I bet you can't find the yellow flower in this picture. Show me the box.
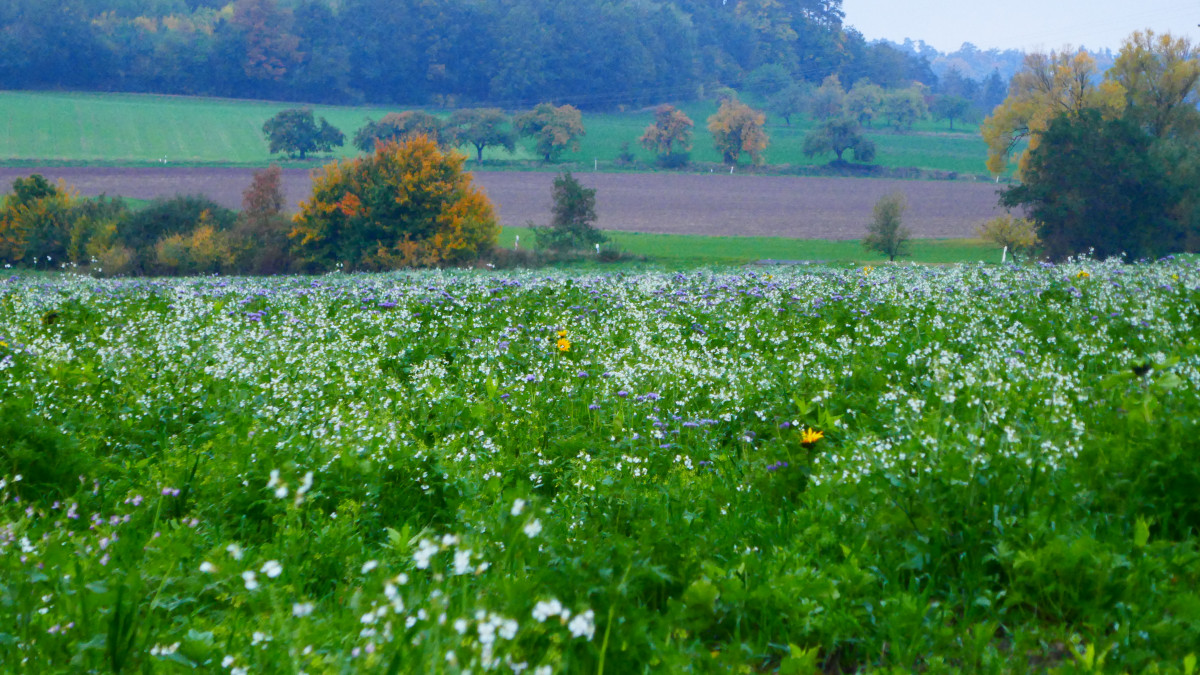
[557,330,568,337]
[800,427,824,445]
[863,266,874,275]
[556,337,571,352]
[1076,270,1090,279]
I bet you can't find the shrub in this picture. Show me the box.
[977,213,1039,262]
[707,98,768,165]
[863,191,911,261]
[119,195,236,271]
[534,172,606,253]
[231,164,294,274]
[290,135,500,270]
[67,196,130,266]
[0,174,77,265]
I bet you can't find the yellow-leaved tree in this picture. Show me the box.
[290,135,499,270]
[707,98,769,165]
[1106,30,1200,139]
[981,50,1126,176]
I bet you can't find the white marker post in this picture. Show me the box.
[515,235,519,250]
[1002,245,1007,264]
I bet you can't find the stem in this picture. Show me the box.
[596,602,617,675]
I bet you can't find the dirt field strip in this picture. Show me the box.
[0,167,1007,240]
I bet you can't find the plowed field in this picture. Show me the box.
[0,167,1008,239]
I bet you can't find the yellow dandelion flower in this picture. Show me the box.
[800,427,824,445]
[556,337,571,352]
[557,330,568,337]
[863,265,874,275]
[1076,270,1090,279]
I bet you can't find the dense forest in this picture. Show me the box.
[0,0,950,108]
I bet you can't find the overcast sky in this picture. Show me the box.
[841,0,1200,53]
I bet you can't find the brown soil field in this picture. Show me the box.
[0,167,1007,239]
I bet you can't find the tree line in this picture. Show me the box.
[0,0,945,109]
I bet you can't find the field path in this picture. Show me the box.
[0,167,1008,239]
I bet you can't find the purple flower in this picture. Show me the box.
[588,404,600,410]
[577,371,589,378]
[766,461,789,472]
[617,390,628,397]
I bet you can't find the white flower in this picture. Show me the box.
[222,655,236,668]
[510,498,526,516]
[274,484,289,499]
[293,602,314,617]
[361,559,379,574]
[454,618,469,634]
[499,618,518,640]
[533,666,553,675]
[251,631,271,645]
[261,560,283,578]
[568,609,595,640]
[413,539,439,569]
[226,543,243,560]
[453,548,473,576]
[266,470,280,488]
[297,471,314,495]
[523,519,542,538]
[241,570,258,590]
[199,561,217,574]
[532,599,563,623]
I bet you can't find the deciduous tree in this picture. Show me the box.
[514,103,586,162]
[981,49,1125,176]
[0,175,76,265]
[999,109,1177,261]
[767,83,810,126]
[290,136,499,270]
[263,108,345,159]
[1106,30,1200,139]
[976,213,1038,262]
[863,191,911,261]
[444,108,515,163]
[931,95,972,130]
[354,111,445,152]
[535,172,606,252]
[707,98,769,165]
[808,74,845,121]
[638,104,694,166]
[802,118,875,163]
[881,87,928,131]
[845,80,884,127]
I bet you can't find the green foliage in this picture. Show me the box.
[118,194,236,272]
[3,260,1200,673]
[1000,109,1179,261]
[535,172,606,253]
[262,108,345,159]
[930,94,973,130]
[807,74,845,121]
[802,118,876,163]
[353,111,445,152]
[845,80,885,127]
[514,103,586,162]
[766,82,810,126]
[445,108,515,163]
[881,87,929,131]
[863,190,911,261]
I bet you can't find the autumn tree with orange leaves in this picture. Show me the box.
[639,104,694,167]
[707,98,769,165]
[290,136,499,270]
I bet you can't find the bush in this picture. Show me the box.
[290,136,499,270]
[534,172,606,253]
[0,174,77,265]
[231,165,294,274]
[863,191,911,261]
[977,213,1039,262]
[119,195,236,271]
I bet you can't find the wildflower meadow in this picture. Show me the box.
[2,259,1200,673]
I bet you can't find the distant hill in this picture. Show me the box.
[880,39,1117,82]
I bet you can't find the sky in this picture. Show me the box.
[841,0,1200,53]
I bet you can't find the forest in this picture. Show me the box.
[0,0,950,108]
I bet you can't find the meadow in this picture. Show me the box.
[3,259,1200,673]
[0,92,994,176]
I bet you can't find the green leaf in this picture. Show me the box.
[1134,517,1151,549]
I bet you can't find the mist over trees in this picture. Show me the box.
[0,0,943,109]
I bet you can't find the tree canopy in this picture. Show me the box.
[290,136,498,270]
[262,108,344,159]
[513,104,585,163]
[707,98,769,165]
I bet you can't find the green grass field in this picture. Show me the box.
[1,91,995,175]
[498,226,1000,266]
